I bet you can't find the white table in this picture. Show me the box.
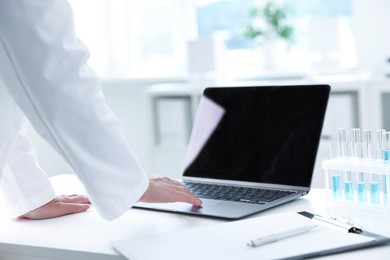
[0,174,389,260]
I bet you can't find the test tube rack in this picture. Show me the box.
[322,157,390,212]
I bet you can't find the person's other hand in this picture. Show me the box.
[139,176,202,206]
[18,194,91,220]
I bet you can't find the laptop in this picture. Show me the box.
[135,84,330,219]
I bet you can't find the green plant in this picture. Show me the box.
[244,1,294,45]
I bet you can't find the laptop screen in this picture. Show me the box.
[183,85,330,187]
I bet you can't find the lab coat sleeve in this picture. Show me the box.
[0,0,149,220]
[0,125,56,217]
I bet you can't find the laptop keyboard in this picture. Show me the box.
[183,182,296,204]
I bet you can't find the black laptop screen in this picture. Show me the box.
[182,85,330,187]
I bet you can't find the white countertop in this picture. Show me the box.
[0,174,389,260]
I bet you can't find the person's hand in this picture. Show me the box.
[18,195,91,220]
[139,176,202,206]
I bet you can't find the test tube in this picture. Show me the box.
[370,174,380,204]
[352,128,365,202]
[337,128,347,158]
[376,129,385,159]
[351,128,362,158]
[337,128,353,200]
[382,131,390,204]
[363,129,380,204]
[344,143,354,200]
[330,142,341,199]
[362,129,374,159]
[383,131,390,165]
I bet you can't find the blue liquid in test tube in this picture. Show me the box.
[383,150,390,164]
[352,129,363,202]
[332,174,341,199]
[382,149,390,203]
[344,181,354,200]
[357,181,366,202]
[370,181,380,204]
[336,129,347,201]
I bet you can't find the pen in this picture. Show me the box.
[246,224,317,247]
[312,215,362,233]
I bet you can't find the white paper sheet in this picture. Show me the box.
[111,212,374,260]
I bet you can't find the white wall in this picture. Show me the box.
[353,0,390,76]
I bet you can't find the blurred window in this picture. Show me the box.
[68,0,353,77]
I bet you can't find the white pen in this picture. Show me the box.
[246,224,318,247]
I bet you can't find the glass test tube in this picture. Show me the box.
[376,129,385,160]
[337,128,354,200]
[371,130,385,205]
[363,129,374,159]
[344,143,354,201]
[338,128,353,200]
[330,142,341,199]
[370,174,380,204]
[382,131,390,204]
[363,129,379,204]
[352,128,365,202]
[377,130,386,204]
[382,131,390,165]
[338,128,348,158]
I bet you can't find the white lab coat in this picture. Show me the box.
[0,0,149,220]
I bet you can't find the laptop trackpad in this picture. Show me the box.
[134,199,263,219]
[135,200,220,212]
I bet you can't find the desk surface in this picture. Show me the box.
[0,174,389,260]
